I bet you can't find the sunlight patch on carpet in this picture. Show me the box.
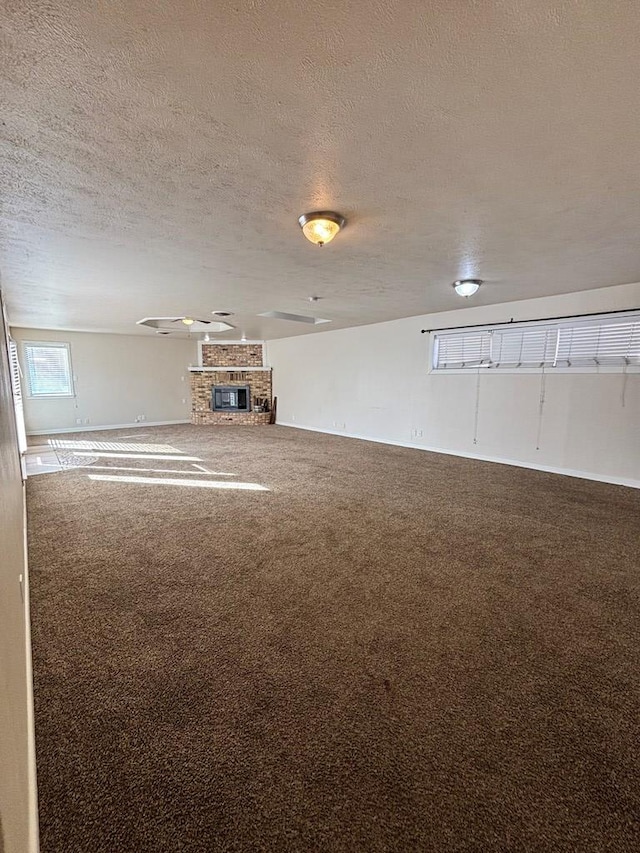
[73,451,203,461]
[86,465,236,476]
[87,474,269,490]
[49,439,185,453]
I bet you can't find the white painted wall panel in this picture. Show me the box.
[270,284,640,487]
[10,330,197,434]
[0,305,38,853]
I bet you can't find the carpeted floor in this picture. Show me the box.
[27,425,640,852]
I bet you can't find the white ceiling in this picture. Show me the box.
[2,0,640,340]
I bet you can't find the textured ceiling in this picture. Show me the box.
[2,0,640,339]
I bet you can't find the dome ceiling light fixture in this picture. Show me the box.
[298,211,346,247]
[182,317,195,326]
[453,279,483,298]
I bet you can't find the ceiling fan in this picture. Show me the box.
[170,317,212,327]
[136,316,235,334]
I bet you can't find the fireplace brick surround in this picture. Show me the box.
[201,344,263,367]
[190,343,272,426]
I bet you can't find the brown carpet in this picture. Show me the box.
[27,425,640,852]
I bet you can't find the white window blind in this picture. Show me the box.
[432,311,640,371]
[433,331,492,368]
[24,342,74,396]
[9,338,28,454]
[9,339,22,401]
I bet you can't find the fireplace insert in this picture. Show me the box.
[212,385,251,412]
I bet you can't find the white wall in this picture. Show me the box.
[0,302,38,853]
[270,283,640,488]
[11,329,197,435]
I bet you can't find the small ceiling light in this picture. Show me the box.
[203,333,210,342]
[182,317,195,326]
[298,211,346,247]
[453,279,482,298]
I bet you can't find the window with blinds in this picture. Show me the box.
[431,311,640,372]
[23,342,75,396]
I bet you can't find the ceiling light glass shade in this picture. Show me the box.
[453,279,482,297]
[298,211,346,246]
[182,317,195,325]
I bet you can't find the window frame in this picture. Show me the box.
[429,310,640,375]
[22,340,76,398]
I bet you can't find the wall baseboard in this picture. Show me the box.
[276,421,640,490]
[26,419,190,436]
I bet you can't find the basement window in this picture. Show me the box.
[23,341,75,397]
[430,311,640,373]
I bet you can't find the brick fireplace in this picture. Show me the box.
[189,342,272,425]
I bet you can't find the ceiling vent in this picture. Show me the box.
[257,311,331,325]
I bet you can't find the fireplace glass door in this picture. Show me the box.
[212,385,251,412]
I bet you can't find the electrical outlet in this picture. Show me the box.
[291,414,295,421]
[84,418,90,424]
[75,418,82,425]
[416,429,423,438]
